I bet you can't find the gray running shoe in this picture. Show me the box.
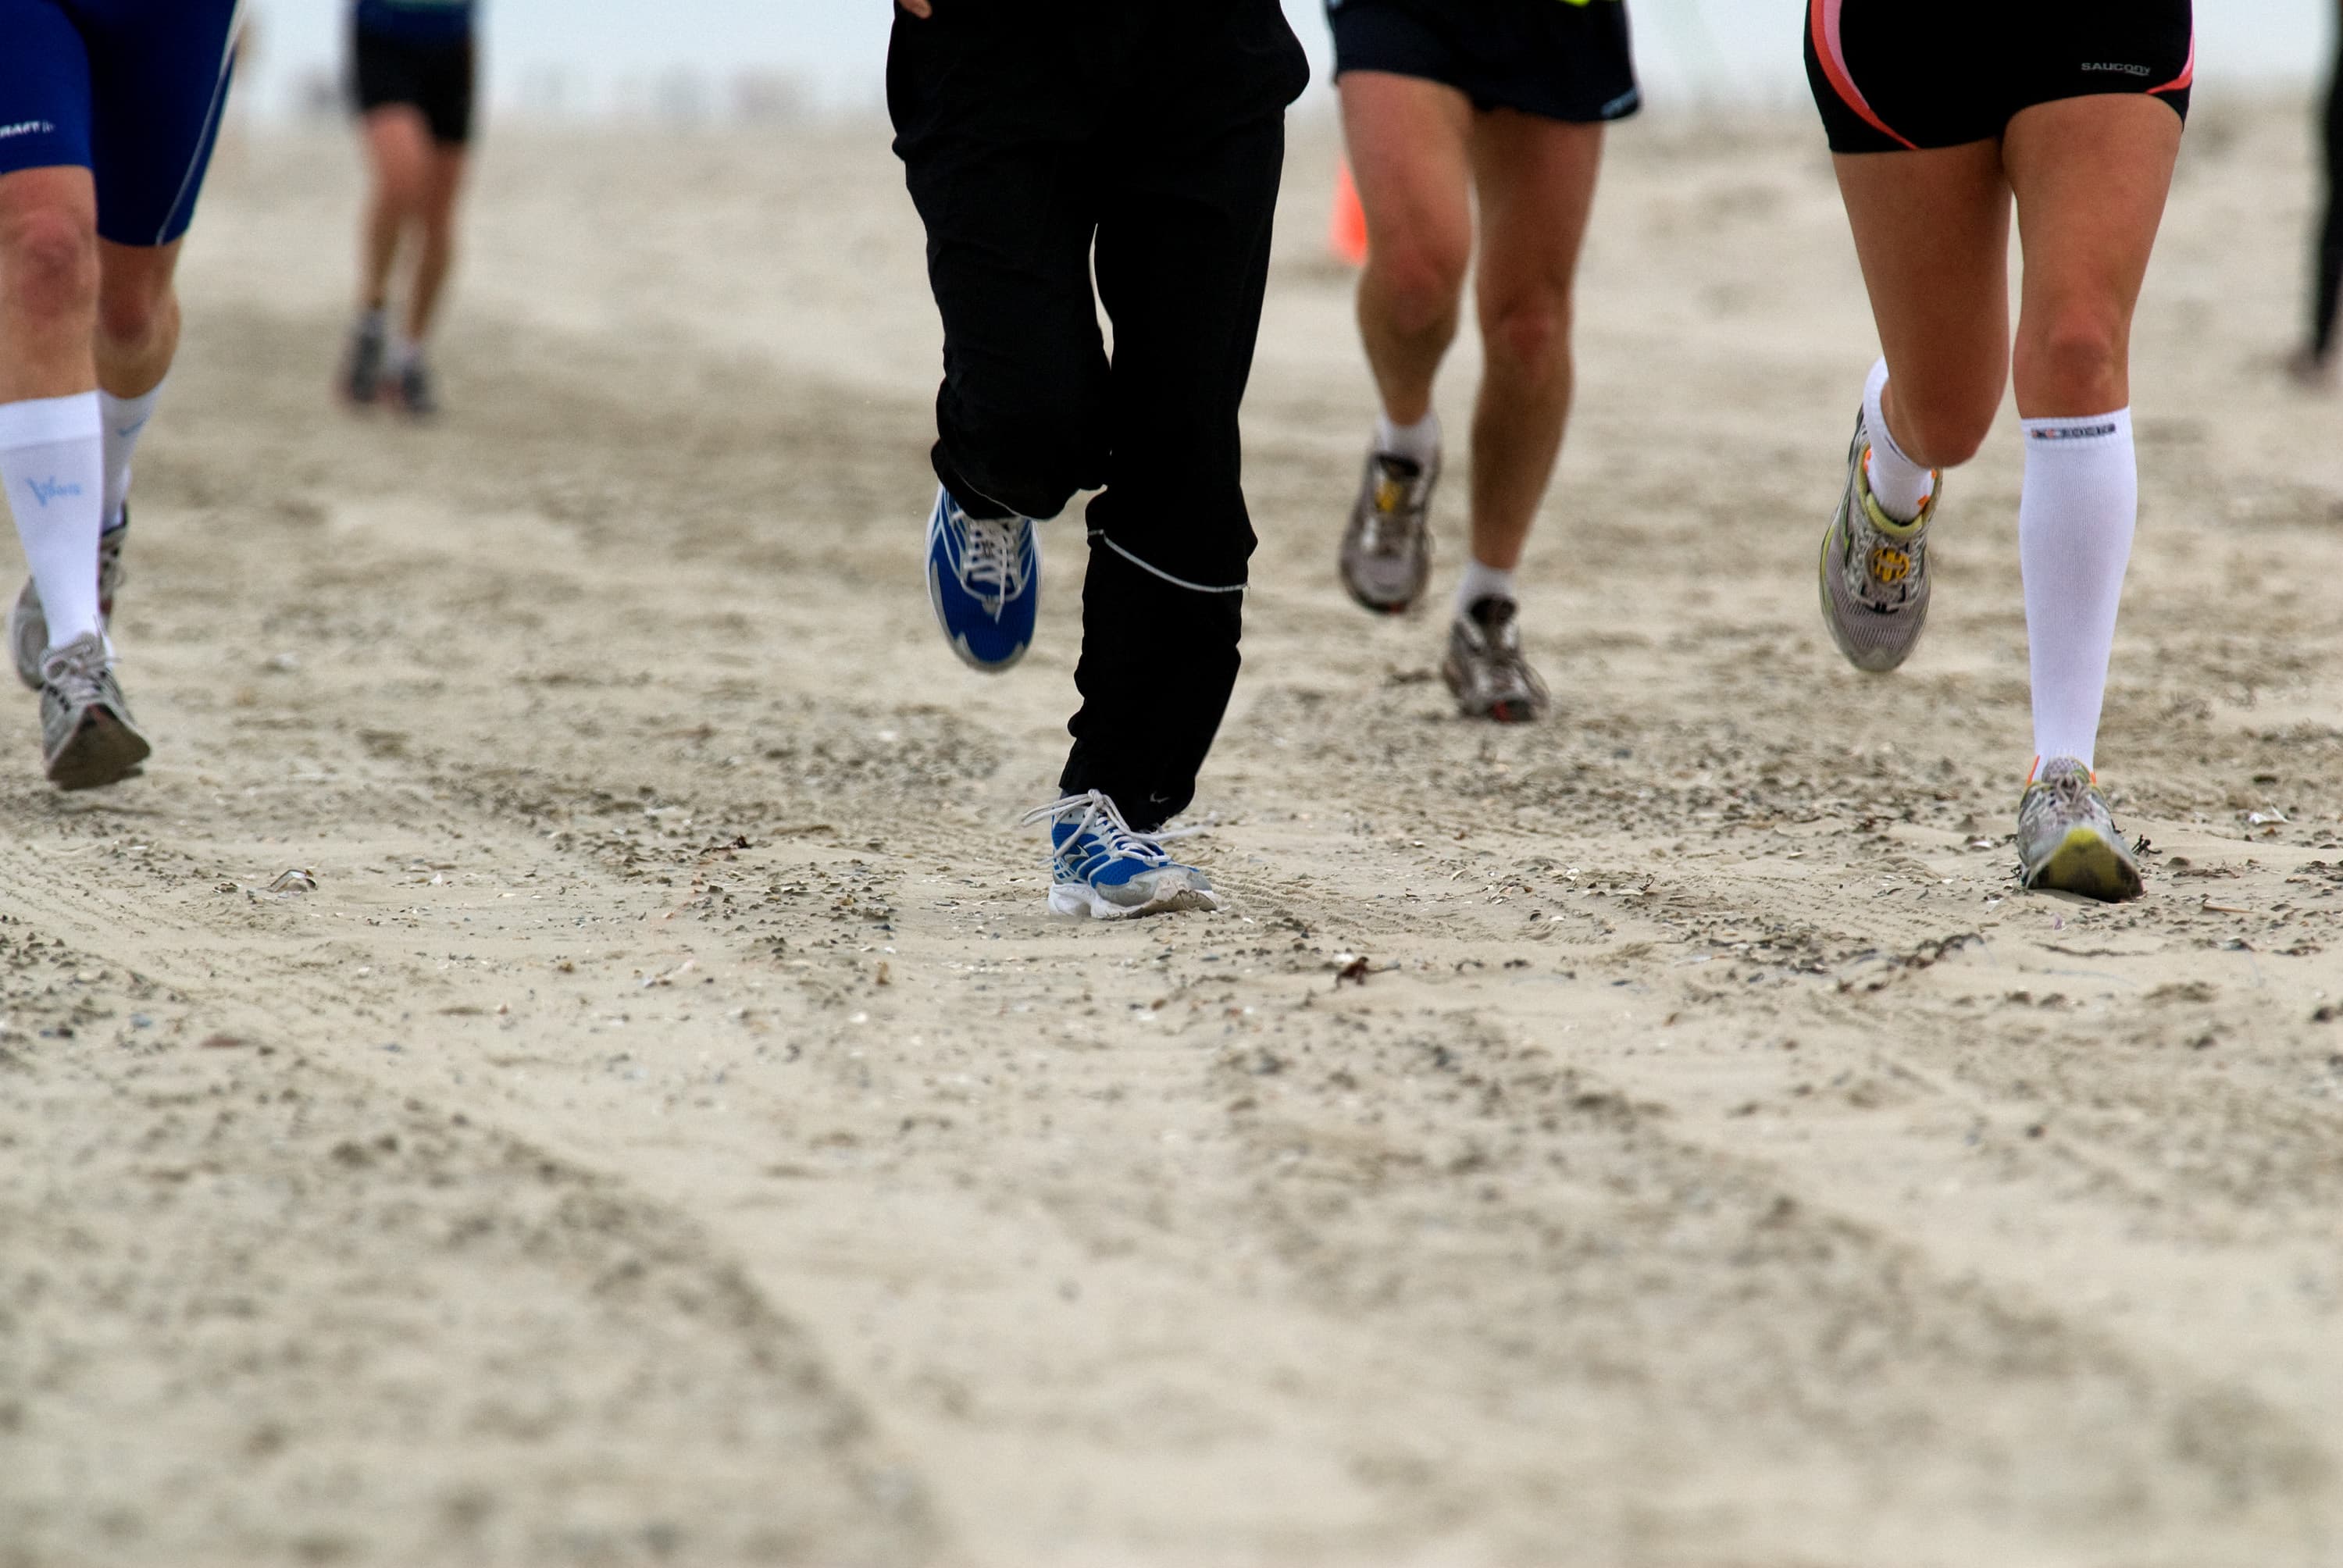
[1819,412,1938,672]
[2017,756,2143,901]
[1340,448,1437,614]
[1443,595,1549,723]
[38,630,149,791]
[344,312,387,405]
[10,511,127,692]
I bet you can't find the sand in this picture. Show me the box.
[2,97,2341,1567]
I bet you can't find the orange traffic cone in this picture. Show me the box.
[1329,160,1368,268]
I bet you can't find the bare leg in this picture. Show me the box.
[358,105,431,312]
[0,167,100,402]
[1463,110,1603,572]
[402,142,468,345]
[2002,95,2181,419]
[1831,138,2011,467]
[93,240,183,401]
[1340,71,1475,426]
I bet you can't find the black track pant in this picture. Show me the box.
[888,0,1307,832]
[2316,42,2343,360]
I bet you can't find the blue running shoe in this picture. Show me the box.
[1021,790,1221,919]
[925,485,1039,672]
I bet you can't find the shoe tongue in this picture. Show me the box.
[1375,453,1424,480]
[1464,594,1517,630]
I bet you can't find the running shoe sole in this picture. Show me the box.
[45,708,149,792]
[2022,825,2144,902]
[1047,876,1221,920]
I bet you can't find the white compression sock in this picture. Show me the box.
[99,381,162,533]
[2019,408,2137,772]
[1456,558,1517,615]
[1862,358,1936,522]
[0,394,105,654]
[1375,408,1440,465]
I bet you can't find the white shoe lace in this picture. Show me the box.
[41,632,114,704]
[1019,789,1202,872]
[952,508,1032,611]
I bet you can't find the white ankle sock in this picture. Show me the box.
[1862,358,1936,522]
[99,381,162,533]
[0,393,105,653]
[1456,558,1516,615]
[2020,408,2136,771]
[1375,408,1440,466]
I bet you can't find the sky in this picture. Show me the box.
[246,1,2331,121]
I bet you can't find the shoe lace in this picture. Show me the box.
[1019,789,1200,872]
[41,634,112,704]
[953,508,1032,606]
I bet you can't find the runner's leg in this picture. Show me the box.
[888,14,1107,523]
[1343,72,1474,431]
[1831,141,2011,469]
[0,168,98,404]
[1072,109,1286,831]
[2002,93,2181,771]
[405,142,466,346]
[360,105,430,315]
[91,238,180,531]
[0,166,105,654]
[1463,108,1603,576]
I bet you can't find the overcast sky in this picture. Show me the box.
[244,0,2332,120]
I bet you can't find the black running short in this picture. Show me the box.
[351,24,475,146]
[1327,0,1639,126]
[1805,0,2191,155]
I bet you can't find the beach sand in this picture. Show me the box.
[2,99,2341,1566]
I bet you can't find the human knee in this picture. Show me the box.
[0,204,98,323]
[2017,306,2126,414]
[1367,237,1469,337]
[1887,380,1998,469]
[374,165,426,219]
[1480,294,1571,377]
[95,270,173,354]
[947,404,1096,519]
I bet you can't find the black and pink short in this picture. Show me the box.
[1805,0,2191,155]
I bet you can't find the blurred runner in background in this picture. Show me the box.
[341,0,477,416]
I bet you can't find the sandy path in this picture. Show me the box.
[3,103,2341,1566]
